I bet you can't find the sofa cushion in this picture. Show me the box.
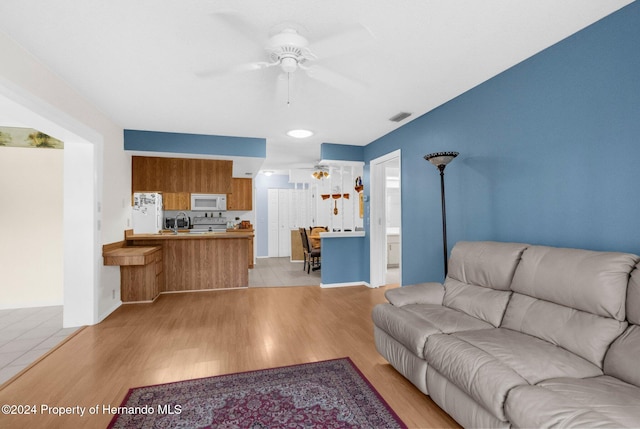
[424,332,527,421]
[443,241,527,327]
[502,293,627,367]
[402,304,493,333]
[384,282,444,307]
[510,245,638,321]
[372,303,491,359]
[443,278,511,327]
[604,324,640,388]
[628,266,640,324]
[505,376,640,428]
[447,241,528,290]
[425,328,602,422]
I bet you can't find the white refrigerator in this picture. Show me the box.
[132,192,164,234]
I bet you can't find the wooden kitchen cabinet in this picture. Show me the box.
[187,159,232,194]
[227,178,252,211]
[163,192,190,210]
[132,156,232,194]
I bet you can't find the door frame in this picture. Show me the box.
[370,149,402,288]
[0,82,101,326]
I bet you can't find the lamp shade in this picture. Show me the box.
[424,151,459,168]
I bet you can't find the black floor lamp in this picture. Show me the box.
[424,151,459,277]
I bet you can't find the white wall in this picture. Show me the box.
[0,32,130,325]
[0,147,63,308]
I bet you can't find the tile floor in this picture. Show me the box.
[0,306,79,385]
[249,257,400,287]
[249,257,321,287]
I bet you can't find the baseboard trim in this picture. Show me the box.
[320,281,371,289]
[97,300,122,324]
[160,287,248,295]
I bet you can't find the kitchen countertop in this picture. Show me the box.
[103,246,161,266]
[125,230,253,240]
[312,231,366,238]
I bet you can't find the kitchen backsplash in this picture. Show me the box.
[164,210,254,227]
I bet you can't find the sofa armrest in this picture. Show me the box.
[385,282,445,307]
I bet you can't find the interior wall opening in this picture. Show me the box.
[0,88,101,328]
[370,149,402,288]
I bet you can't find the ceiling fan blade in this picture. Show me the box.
[209,12,265,48]
[196,61,274,78]
[310,24,375,59]
[304,65,366,95]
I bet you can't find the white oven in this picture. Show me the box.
[190,193,227,211]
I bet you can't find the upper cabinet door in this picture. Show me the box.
[228,178,253,211]
[163,192,190,210]
[187,159,232,194]
[132,156,232,194]
[132,156,163,191]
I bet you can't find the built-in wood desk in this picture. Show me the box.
[103,246,163,303]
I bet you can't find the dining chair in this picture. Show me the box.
[299,228,321,273]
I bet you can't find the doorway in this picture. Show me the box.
[370,150,402,288]
[0,87,100,327]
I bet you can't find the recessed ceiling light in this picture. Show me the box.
[287,129,314,138]
[262,170,274,176]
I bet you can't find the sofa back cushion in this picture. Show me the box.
[603,266,640,386]
[503,245,638,367]
[604,324,640,387]
[627,265,640,325]
[443,241,528,327]
[509,245,638,321]
[502,293,627,367]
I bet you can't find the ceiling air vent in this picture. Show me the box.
[389,112,412,122]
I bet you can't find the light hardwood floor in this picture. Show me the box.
[0,286,459,429]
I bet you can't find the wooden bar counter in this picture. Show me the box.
[103,245,163,303]
[125,230,251,293]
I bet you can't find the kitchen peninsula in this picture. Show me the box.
[108,230,252,302]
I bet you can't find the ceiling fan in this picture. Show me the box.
[311,165,330,180]
[198,14,374,100]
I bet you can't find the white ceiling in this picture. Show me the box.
[0,0,632,172]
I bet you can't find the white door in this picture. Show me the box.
[370,150,402,288]
[278,189,291,256]
[267,188,292,258]
[267,189,280,257]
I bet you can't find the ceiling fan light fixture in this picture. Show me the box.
[280,57,298,73]
[312,170,329,180]
[287,129,313,138]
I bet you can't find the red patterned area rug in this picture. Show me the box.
[108,357,406,428]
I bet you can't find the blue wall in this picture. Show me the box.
[124,129,266,157]
[321,143,364,162]
[320,237,366,285]
[364,2,640,285]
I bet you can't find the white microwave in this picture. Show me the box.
[190,193,227,211]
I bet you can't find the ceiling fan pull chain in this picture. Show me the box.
[287,72,291,106]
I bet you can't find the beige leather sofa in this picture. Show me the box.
[373,241,640,428]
